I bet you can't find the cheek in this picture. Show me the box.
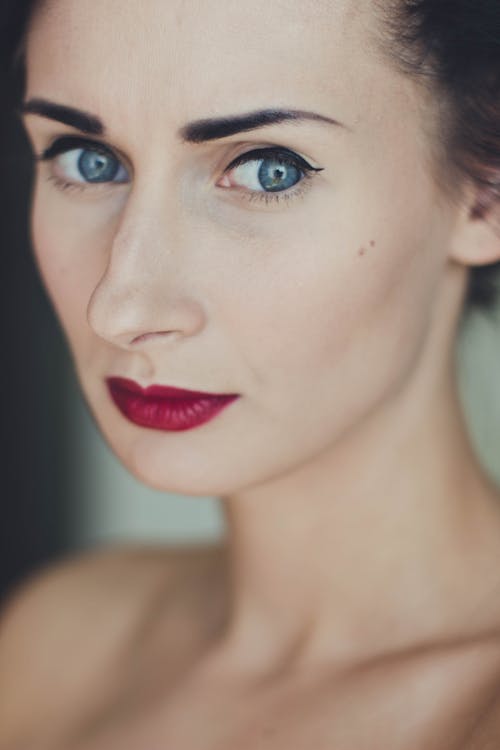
[223,187,449,418]
[31,190,115,349]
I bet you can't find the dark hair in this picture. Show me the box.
[0,1,36,72]
[379,0,500,312]
[2,0,500,312]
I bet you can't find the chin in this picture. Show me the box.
[125,460,247,498]
[103,430,244,498]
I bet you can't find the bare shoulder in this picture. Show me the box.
[0,541,223,637]
[0,542,225,747]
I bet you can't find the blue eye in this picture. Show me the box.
[255,158,301,192]
[77,149,123,182]
[56,147,128,184]
[39,136,129,187]
[220,147,324,205]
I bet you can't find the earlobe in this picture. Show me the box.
[449,187,500,267]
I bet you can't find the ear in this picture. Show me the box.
[449,184,500,267]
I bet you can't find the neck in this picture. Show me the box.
[216,270,500,675]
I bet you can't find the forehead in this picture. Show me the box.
[26,0,389,126]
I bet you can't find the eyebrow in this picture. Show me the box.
[21,98,105,135]
[20,98,343,142]
[179,108,343,143]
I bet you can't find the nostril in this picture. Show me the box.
[130,330,180,345]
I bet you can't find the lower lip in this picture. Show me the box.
[106,377,239,431]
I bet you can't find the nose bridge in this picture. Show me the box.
[87,181,205,346]
[112,205,172,280]
[111,171,183,275]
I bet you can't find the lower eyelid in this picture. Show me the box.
[44,173,130,197]
[46,174,88,193]
[43,176,316,206]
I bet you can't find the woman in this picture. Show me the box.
[1,0,500,747]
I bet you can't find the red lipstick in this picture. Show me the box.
[106,377,239,431]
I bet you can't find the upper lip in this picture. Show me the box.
[106,376,238,399]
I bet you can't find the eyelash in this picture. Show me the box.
[36,137,324,207]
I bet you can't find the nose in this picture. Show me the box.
[87,201,206,349]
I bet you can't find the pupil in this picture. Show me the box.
[258,159,300,192]
[79,150,118,182]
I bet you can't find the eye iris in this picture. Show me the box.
[258,158,300,192]
[78,150,118,182]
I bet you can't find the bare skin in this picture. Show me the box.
[2,0,500,746]
[1,544,500,749]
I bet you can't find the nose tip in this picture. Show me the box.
[87,280,206,349]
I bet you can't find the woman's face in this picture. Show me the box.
[23,0,461,495]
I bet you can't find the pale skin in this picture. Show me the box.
[1,0,500,747]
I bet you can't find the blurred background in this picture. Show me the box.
[1,60,499,605]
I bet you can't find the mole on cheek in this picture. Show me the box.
[358,240,377,257]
